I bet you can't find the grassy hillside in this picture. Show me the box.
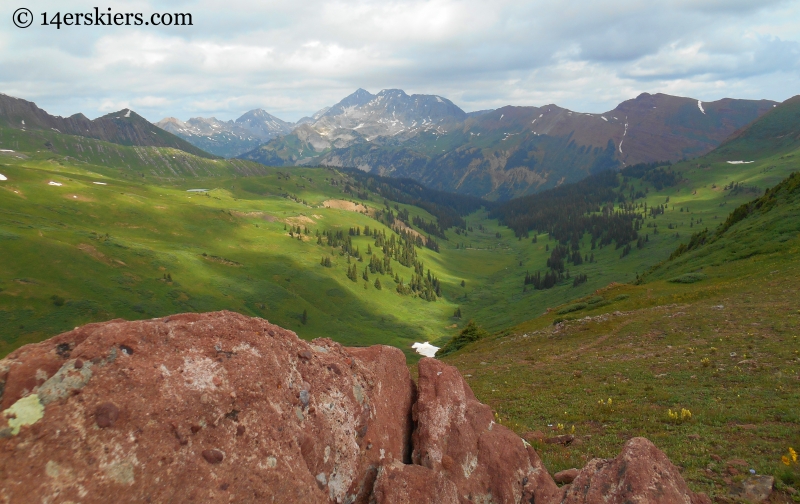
[0,133,461,356]
[715,95,800,157]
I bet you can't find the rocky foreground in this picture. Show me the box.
[0,311,710,503]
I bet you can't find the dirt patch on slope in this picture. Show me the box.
[322,199,369,213]
[285,215,316,226]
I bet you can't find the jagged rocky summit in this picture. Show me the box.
[0,311,710,503]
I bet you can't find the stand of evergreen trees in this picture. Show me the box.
[316,223,443,302]
[620,161,679,190]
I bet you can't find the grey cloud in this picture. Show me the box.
[2,0,798,122]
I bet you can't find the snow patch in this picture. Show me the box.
[601,116,608,121]
[726,161,754,164]
[92,182,107,185]
[697,101,705,115]
[619,117,628,154]
[124,109,131,118]
[435,96,443,103]
[0,149,15,152]
[0,173,7,181]
[48,181,63,186]
[499,114,504,120]
[412,342,439,358]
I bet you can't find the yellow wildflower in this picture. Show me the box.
[790,447,798,463]
[783,455,791,466]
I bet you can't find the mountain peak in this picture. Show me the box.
[329,89,375,112]
[98,108,137,120]
[377,89,408,97]
[237,108,271,120]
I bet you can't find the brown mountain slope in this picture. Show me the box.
[0,93,216,159]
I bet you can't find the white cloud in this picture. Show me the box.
[1,0,798,122]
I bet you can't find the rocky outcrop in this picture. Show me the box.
[561,437,711,504]
[412,358,561,504]
[0,311,710,504]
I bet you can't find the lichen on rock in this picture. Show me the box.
[3,393,44,435]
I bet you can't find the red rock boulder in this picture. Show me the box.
[411,357,560,504]
[0,311,415,504]
[560,437,712,504]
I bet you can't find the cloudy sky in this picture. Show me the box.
[3,0,799,122]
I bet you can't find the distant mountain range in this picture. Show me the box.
[0,93,214,159]
[0,89,779,201]
[230,89,776,199]
[157,88,470,158]
[156,109,293,158]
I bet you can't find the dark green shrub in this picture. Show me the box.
[557,302,587,315]
[438,320,488,356]
[669,273,707,284]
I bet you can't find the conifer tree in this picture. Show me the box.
[301,309,308,325]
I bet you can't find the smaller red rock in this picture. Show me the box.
[545,434,575,446]
[524,430,546,442]
[554,468,579,484]
[236,425,245,436]
[298,350,312,361]
[202,449,224,464]
[441,454,454,470]
[191,425,202,434]
[74,359,83,369]
[94,402,119,428]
